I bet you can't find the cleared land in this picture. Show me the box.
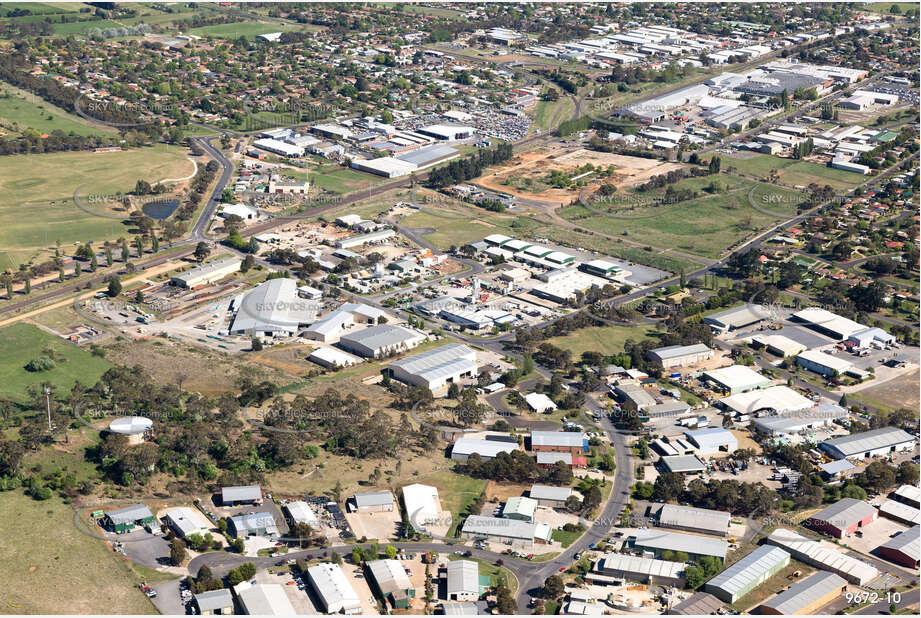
[0,491,156,614]
[0,322,112,400]
[476,149,684,206]
[190,20,301,39]
[850,369,920,413]
[705,153,866,191]
[0,83,116,136]
[0,144,193,266]
[547,324,657,357]
[560,176,806,258]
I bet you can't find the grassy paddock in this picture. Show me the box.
[547,324,658,357]
[0,491,156,614]
[0,322,112,400]
[0,83,116,136]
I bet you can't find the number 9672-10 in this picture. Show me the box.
[845,591,901,605]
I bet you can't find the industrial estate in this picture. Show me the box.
[0,1,917,617]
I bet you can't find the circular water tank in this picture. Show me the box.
[108,416,153,435]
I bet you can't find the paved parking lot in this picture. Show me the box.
[838,516,910,558]
[255,566,318,613]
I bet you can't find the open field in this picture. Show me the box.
[704,153,866,191]
[190,20,302,39]
[476,149,685,206]
[547,324,658,357]
[850,369,920,413]
[0,144,194,266]
[559,177,805,259]
[401,204,547,251]
[49,19,124,35]
[0,491,156,614]
[0,83,116,137]
[416,470,487,535]
[0,322,112,400]
[0,2,81,14]
[532,98,575,132]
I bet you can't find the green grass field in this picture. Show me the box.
[401,205,546,251]
[0,84,115,136]
[49,19,124,35]
[705,153,866,191]
[0,144,193,265]
[547,324,658,357]
[532,98,575,131]
[416,469,487,536]
[0,491,156,614]
[560,177,805,258]
[0,2,81,14]
[0,323,112,400]
[189,20,300,39]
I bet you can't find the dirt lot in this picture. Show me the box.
[484,481,531,503]
[849,368,919,412]
[474,148,684,205]
[345,508,402,542]
[341,562,382,615]
[103,336,292,395]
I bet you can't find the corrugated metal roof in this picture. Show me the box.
[105,504,153,525]
[633,530,728,559]
[765,529,879,585]
[596,553,685,579]
[222,485,262,503]
[759,571,846,614]
[530,484,572,501]
[462,515,536,541]
[879,500,921,525]
[367,559,412,595]
[339,324,420,352]
[821,427,915,458]
[354,490,395,508]
[811,498,877,528]
[704,545,790,599]
[307,563,361,611]
[531,431,584,448]
[389,343,476,383]
[649,343,711,360]
[880,525,920,562]
[446,560,480,596]
[194,589,233,612]
[658,504,730,535]
[452,438,518,460]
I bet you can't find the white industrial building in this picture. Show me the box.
[284,501,321,527]
[719,385,815,416]
[791,307,867,340]
[337,324,425,358]
[171,257,241,288]
[162,507,208,539]
[530,484,573,507]
[703,304,766,331]
[752,404,848,436]
[451,437,519,462]
[307,563,362,614]
[592,554,685,587]
[820,427,916,460]
[525,392,557,413]
[796,350,855,377]
[253,138,304,157]
[402,483,441,531]
[387,343,478,392]
[684,427,738,455]
[837,89,899,110]
[657,504,730,536]
[351,157,418,178]
[417,124,475,141]
[446,560,481,602]
[460,515,552,547]
[631,529,728,560]
[303,303,387,342]
[308,346,361,368]
[646,343,713,368]
[703,365,772,395]
[233,582,297,616]
[750,334,807,357]
[230,278,316,337]
[336,229,396,249]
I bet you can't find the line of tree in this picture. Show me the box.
[426,142,513,188]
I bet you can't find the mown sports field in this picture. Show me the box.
[0,144,194,267]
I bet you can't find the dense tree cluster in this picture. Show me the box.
[458,451,572,486]
[426,143,513,188]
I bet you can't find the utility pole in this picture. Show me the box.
[44,386,52,434]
